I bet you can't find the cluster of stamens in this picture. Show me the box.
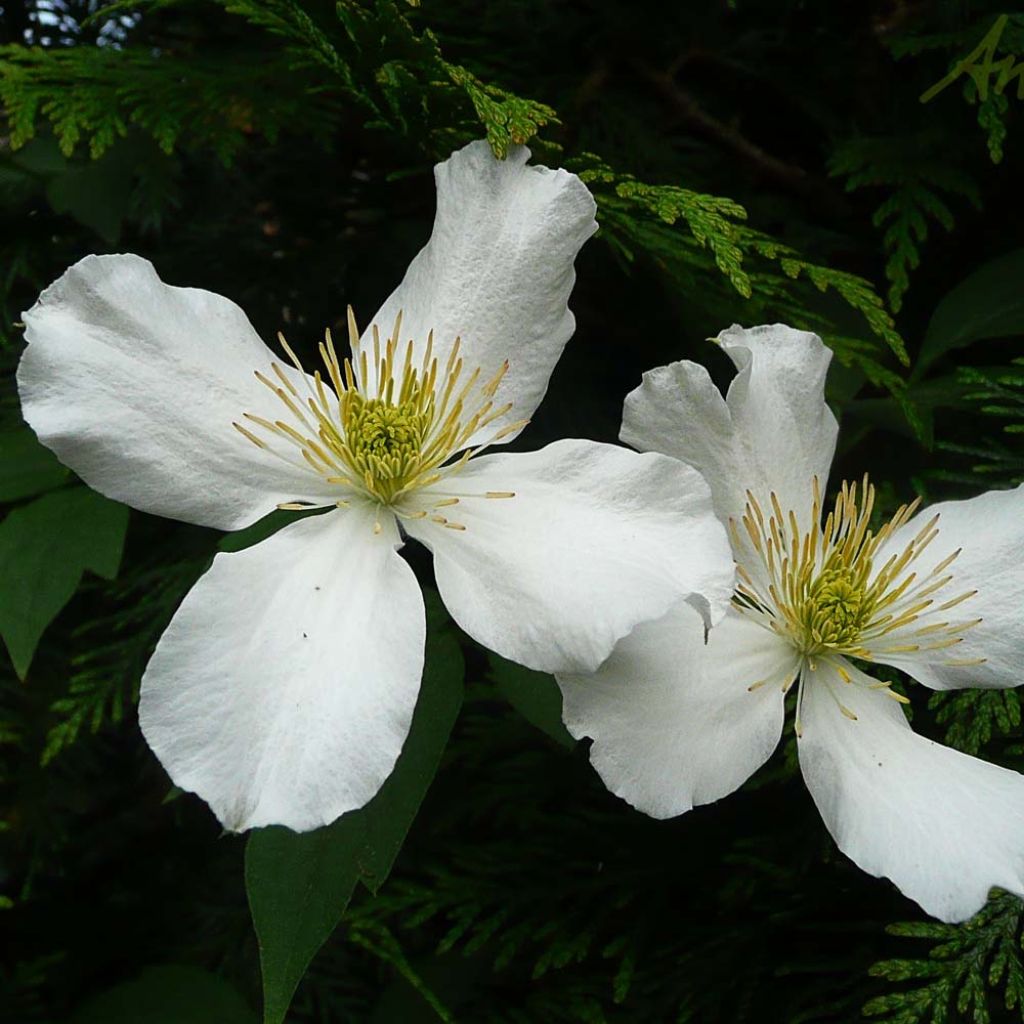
[732,476,984,718]
[233,310,523,527]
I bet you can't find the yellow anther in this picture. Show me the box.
[732,475,980,670]
[238,313,519,513]
[233,421,267,449]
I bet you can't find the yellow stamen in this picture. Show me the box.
[236,312,520,515]
[733,475,980,673]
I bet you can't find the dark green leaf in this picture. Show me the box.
[0,427,70,502]
[11,134,136,243]
[918,248,1024,374]
[218,508,328,553]
[44,157,134,243]
[69,964,255,1024]
[489,652,575,749]
[0,487,129,678]
[246,600,464,1024]
[10,134,68,174]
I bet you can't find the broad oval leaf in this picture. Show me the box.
[918,247,1024,374]
[489,651,575,749]
[0,426,70,503]
[69,964,255,1024]
[0,486,129,678]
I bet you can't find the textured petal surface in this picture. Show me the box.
[558,605,794,818]
[362,141,597,445]
[404,438,735,675]
[621,324,838,536]
[139,505,424,833]
[869,483,1024,690]
[19,254,338,531]
[798,660,1024,922]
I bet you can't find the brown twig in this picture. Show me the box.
[639,64,847,215]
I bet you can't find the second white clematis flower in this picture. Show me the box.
[557,323,1024,922]
[17,142,734,833]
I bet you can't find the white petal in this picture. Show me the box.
[621,324,837,533]
[362,141,597,445]
[139,505,424,832]
[621,359,745,524]
[869,483,1024,690]
[19,254,338,531]
[558,605,795,818]
[403,438,735,674]
[798,659,1024,921]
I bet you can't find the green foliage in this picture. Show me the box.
[217,0,556,157]
[575,155,751,296]
[0,44,321,163]
[0,426,69,502]
[41,556,203,765]
[930,688,1022,757]
[282,692,862,1024]
[575,156,907,386]
[1,0,903,363]
[443,63,557,160]
[487,652,574,750]
[830,137,980,313]
[0,953,65,1023]
[909,247,1024,485]
[866,892,1024,1024]
[918,248,1024,376]
[0,486,128,679]
[925,362,1024,489]
[960,361,1024,437]
[905,13,1024,164]
[246,601,464,1024]
[3,2,1024,1022]
[346,921,457,1023]
[978,91,1011,164]
[12,134,182,241]
[70,964,256,1024]
[753,244,909,367]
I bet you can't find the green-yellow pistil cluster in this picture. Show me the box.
[805,566,868,651]
[233,310,523,522]
[340,390,430,503]
[345,393,427,461]
[732,476,984,689]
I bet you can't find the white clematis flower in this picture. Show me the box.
[17,141,734,833]
[557,323,1024,922]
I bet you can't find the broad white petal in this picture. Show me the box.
[362,141,597,444]
[621,324,837,534]
[719,323,838,523]
[798,660,1024,922]
[869,483,1024,690]
[19,255,338,531]
[558,605,794,818]
[622,358,746,525]
[139,505,424,832]
[403,438,734,675]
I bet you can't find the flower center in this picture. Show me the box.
[232,309,524,517]
[732,476,982,666]
[344,394,427,462]
[803,565,869,651]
